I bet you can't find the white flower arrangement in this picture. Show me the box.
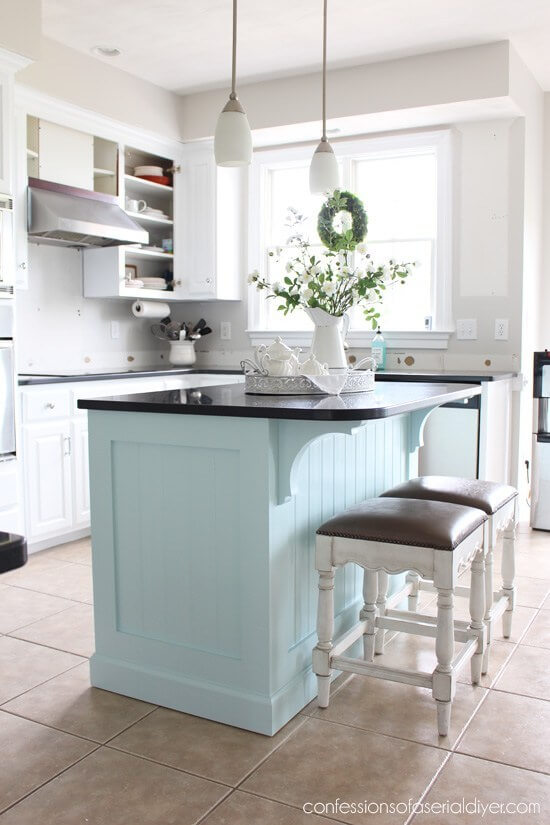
[249,194,416,329]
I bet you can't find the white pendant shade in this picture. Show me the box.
[214,107,252,167]
[309,140,339,194]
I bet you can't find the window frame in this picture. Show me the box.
[247,128,454,349]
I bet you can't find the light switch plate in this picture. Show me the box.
[110,321,120,340]
[494,319,509,340]
[220,321,232,340]
[456,319,477,340]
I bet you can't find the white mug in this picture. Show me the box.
[126,198,147,213]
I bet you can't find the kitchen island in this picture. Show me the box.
[80,380,481,735]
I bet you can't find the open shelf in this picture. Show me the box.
[125,247,174,261]
[126,211,173,227]
[124,174,173,196]
[120,286,171,300]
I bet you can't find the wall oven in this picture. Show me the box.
[0,304,15,458]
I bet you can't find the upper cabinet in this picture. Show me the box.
[84,142,179,301]
[177,141,244,301]
[0,68,14,194]
[15,106,245,301]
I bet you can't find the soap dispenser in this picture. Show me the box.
[371,327,386,371]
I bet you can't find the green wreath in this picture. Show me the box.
[317,190,368,252]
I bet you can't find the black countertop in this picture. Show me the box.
[19,366,515,386]
[79,381,481,422]
[18,367,241,386]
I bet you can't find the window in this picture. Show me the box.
[248,130,452,347]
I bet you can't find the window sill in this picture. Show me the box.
[247,329,453,350]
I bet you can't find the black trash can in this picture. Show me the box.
[0,532,27,574]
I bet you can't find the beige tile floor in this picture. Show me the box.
[0,528,549,823]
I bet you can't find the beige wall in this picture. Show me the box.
[179,42,511,141]
[0,0,41,60]
[18,37,182,140]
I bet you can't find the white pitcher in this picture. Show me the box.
[305,308,350,370]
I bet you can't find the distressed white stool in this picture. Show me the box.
[313,497,488,736]
[381,477,518,672]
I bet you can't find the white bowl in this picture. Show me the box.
[134,165,164,176]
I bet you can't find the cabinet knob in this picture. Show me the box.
[206,278,212,285]
[175,279,182,287]
[45,402,55,409]
[18,262,27,270]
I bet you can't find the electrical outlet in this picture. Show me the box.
[220,321,232,340]
[110,321,120,340]
[456,319,477,340]
[495,318,509,340]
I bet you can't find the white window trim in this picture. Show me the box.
[247,128,455,350]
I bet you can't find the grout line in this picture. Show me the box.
[6,632,93,660]
[0,743,102,817]
[0,657,86,709]
[2,582,93,605]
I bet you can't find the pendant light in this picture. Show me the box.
[309,0,339,193]
[215,0,252,166]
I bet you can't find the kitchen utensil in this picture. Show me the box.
[193,318,207,333]
[134,165,164,177]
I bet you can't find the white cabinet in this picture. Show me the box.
[176,142,243,301]
[0,66,15,194]
[23,420,73,541]
[71,417,90,527]
[84,143,179,300]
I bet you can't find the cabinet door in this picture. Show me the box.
[175,147,217,299]
[23,421,73,540]
[0,71,13,194]
[72,418,90,528]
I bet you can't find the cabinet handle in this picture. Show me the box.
[45,402,56,409]
[64,436,72,456]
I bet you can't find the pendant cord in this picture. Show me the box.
[322,0,327,141]
[230,0,238,99]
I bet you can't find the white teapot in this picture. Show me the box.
[257,337,297,377]
[300,353,329,376]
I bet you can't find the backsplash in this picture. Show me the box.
[15,244,167,372]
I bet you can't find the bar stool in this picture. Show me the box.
[313,497,487,736]
[380,477,518,672]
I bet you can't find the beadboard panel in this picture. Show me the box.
[269,415,409,693]
[111,440,242,659]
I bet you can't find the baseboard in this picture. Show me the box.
[28,528,91,554]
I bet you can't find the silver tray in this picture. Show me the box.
[244,370,375,395]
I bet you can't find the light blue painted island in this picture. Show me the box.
[80,379,480,735]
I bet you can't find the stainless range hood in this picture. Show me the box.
[28,178,149,248]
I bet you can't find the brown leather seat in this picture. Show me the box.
[317,497,487,551]
[381,476,517,516]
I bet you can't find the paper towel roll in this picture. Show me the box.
[131,301,170,319]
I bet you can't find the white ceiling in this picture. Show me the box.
[43,0,550,94]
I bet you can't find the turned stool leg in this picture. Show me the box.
[313,568,335,708]
[482,540,493,675]
[433,588,454,736]
[360,568,378,661]
[469,548,486,684]
[501,521,516,638]
[407,572,421,611]
[375,571,389,654]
